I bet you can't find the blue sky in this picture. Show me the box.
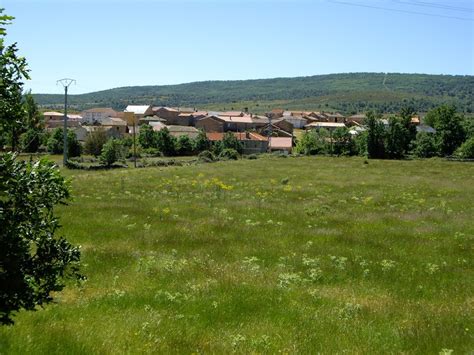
[2,0,473,94]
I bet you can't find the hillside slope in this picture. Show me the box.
[33,73,474,114]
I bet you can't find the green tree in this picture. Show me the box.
[0,11,82,325]
[0,153,83,325]
[20,128,41,153]
[99,138,127,166]
[332,127,356,156]
[386,116,409,159]
[47,128,81,157]
[175,135,193,156]
[412,132,437,158]
[138,124,157,149]
[425,105,465,156]
[193,129,211,152]
[222,132,243,154]
[84,129,108,157]
[156,127,176,156]
[295,129,329,155]
[0,9,29,151]
[365,111,386,159]
[23,90,43,130]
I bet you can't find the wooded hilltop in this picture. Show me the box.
[33,73,473,114]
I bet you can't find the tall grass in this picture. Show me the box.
[1,156,473,353]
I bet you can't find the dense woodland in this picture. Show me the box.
[33,73,474,114]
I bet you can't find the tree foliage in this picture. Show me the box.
[84,129,108,157]
[193,129,211,152]
[295,129,328,155]
[0,153,83,325]
[47,128,81,157]
[425,105,466,156]
[332,127,356,156]
[412,132,437,158]
[99,138,127,166]
[138,124,157,149]
[156,128,176,156]
[175,135,193,156]
[365,111,386,159]
[0,9,30,150]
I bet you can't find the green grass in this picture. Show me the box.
[1,156,473,353]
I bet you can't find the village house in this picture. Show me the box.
[196,114,256,132]
[124,105,153,120]
[153,124,201,139]
[347,114,366,124]
[81,108,117,124]
[195,115,225,132]
[269,137,293,153]
[43,111,82,130]
[280,115,307,129]
[323,112,345,123]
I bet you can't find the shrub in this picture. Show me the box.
[455,137,474,159]
[84,129,107,157]
[99,139,127,166]
[142,147,162,157]
[246,154,258,160]
[219,148,239,160]
[198,150,216,163]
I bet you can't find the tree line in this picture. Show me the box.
[296,105,473,159]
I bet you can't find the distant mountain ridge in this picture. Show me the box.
[33,72,474,114]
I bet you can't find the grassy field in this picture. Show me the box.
[1,156,473,353]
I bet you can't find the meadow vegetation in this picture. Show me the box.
[1,156,473,353]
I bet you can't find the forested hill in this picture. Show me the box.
[33,73,474,114]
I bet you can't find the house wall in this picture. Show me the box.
[196,117,224,132]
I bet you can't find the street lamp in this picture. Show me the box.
[57,78,76,166]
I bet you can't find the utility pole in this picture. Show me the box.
[57,79,76,166]
[267,114,272,153]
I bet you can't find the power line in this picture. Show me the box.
[393,0,474,13]
[328,0,474,21]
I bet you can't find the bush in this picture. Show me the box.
[99,139,127,166]
[455,137,474,159]
[219,148,239,160]
[84,129,108,157]
[198,150,216,163]
[246,154,258,160]
[142,147,162,157]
